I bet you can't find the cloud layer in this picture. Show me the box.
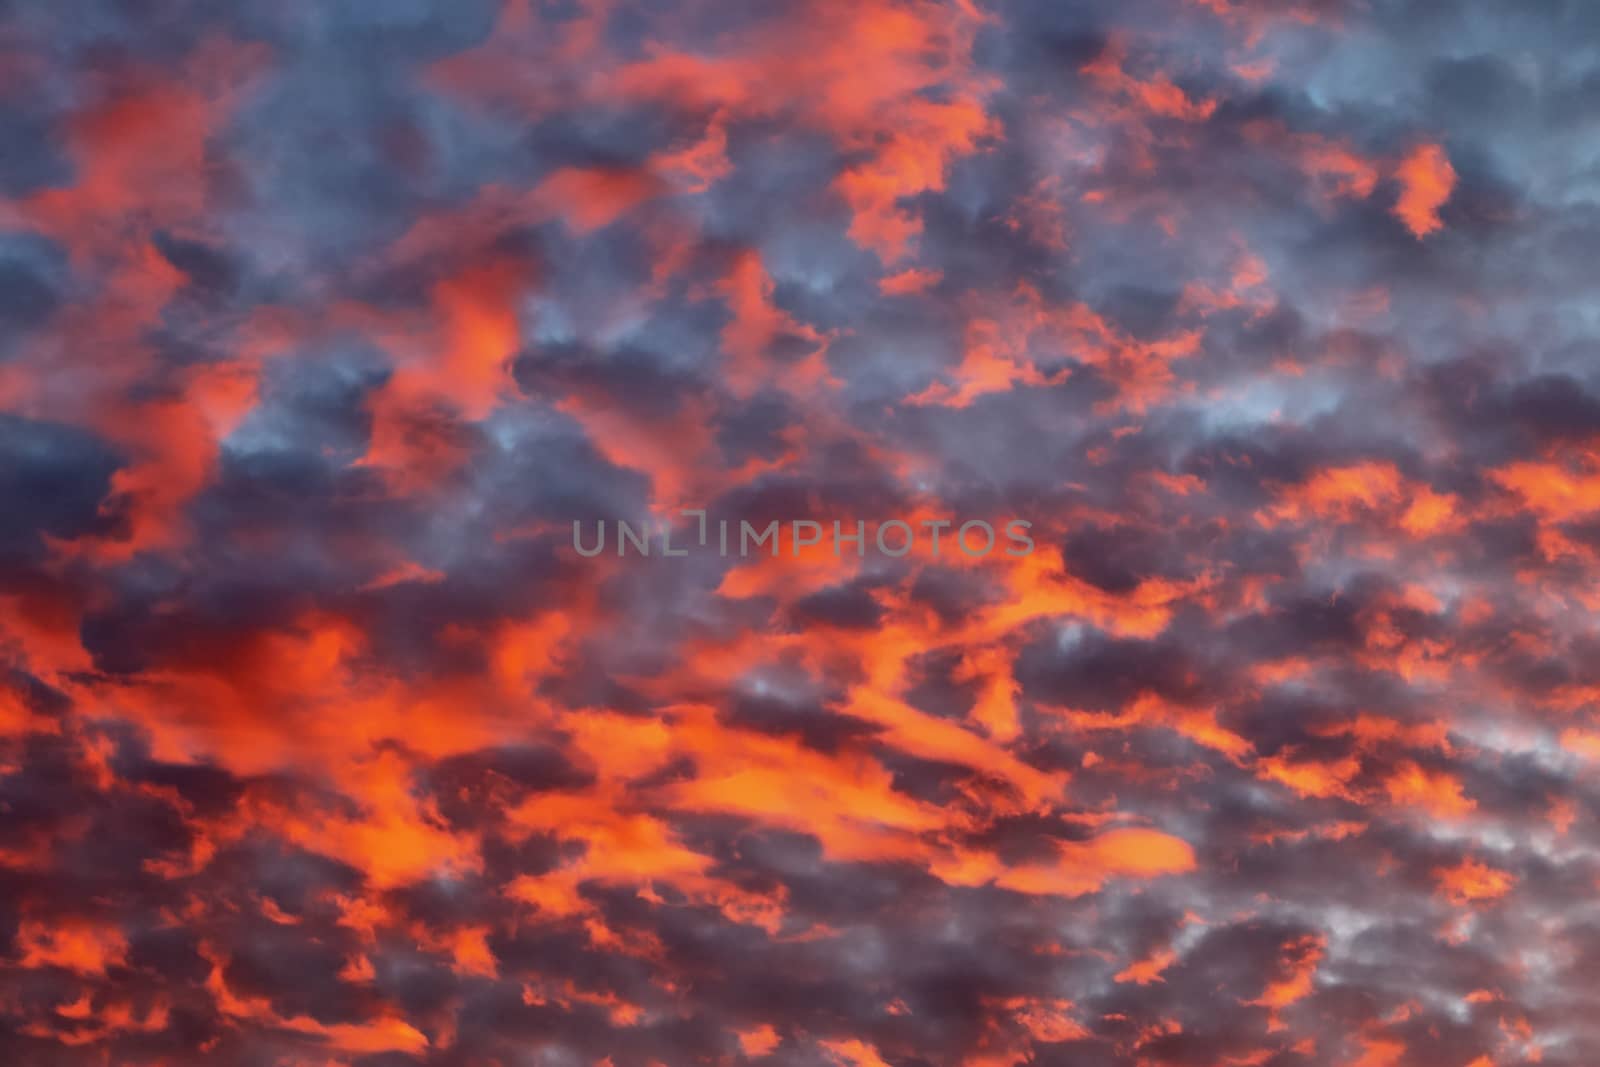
[0,1,1595,1065]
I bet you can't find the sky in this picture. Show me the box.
[1,0,1598,1064]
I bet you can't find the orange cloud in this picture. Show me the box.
[1434,858,1515,906]
[1393,143,1456,238]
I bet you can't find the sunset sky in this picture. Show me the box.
[1,1,1596,1064]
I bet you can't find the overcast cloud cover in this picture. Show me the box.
[2,0,1599,1064]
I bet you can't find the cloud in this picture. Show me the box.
[0,1,1594,1065]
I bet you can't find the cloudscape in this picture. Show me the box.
[0,1,1595,1064]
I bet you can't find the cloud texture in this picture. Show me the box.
[0,1,1596,1064]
